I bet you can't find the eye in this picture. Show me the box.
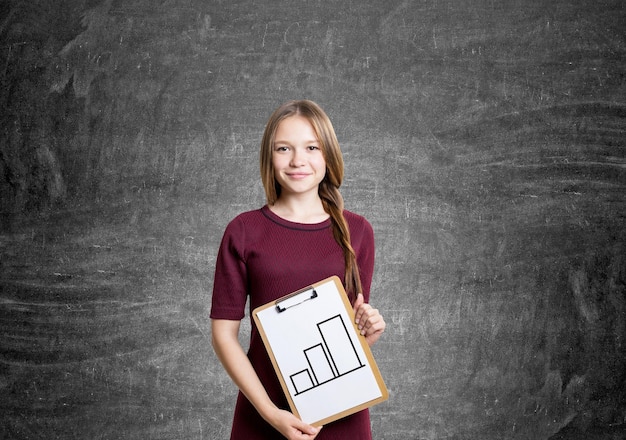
[307,145,320,151]
[274,145,289,152]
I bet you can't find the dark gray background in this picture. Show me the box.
[1,0,625,439]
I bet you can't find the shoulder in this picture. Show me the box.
[225,207,265,228]
[220,208,268,242]
[343,209,372,227]
[343,209,374,235]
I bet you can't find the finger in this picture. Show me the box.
[353,292,364,310]
[362,309,387,336]
[364,314,385,336]
[305,425,322,439]
[292,417,320,436]
[364,317,386,345]
[364,330,383,346]
[294,423,321,439]
[353,292,364,322]
[356,305,376,333]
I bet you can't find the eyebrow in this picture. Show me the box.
[273,139,319,145]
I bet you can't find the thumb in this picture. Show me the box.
[353,292,364,310]
[295,419,321,436]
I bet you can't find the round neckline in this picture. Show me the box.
[261,205,331,231]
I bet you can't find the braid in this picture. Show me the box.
[319,181,362,300]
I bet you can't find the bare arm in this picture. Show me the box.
[211,319,322,440]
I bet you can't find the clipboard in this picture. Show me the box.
[252,276,388,426]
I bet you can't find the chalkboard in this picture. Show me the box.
[253,276,388,426]
[2,1,625,439]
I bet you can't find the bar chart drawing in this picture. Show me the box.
[253,276,388,426]
[289,314,365,395]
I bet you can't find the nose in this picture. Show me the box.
[289,148,305,167]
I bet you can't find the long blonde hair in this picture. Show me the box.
[260,100,362,297]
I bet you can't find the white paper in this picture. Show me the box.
[256,279,383,424]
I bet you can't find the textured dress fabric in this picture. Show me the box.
[210,205,375,440]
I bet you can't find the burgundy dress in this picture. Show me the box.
[210,206,375,439]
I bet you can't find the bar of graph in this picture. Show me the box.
[319,315,363,375]
[305,343,335,384]
[290,314,364,395]
[291,369,314,394]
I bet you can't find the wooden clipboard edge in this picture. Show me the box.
[325,276,389,424]
[252,295,303,421]
[251,275,389,427]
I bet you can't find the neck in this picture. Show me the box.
[270,193,329,224]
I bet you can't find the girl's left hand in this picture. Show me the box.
[353,293,385,346]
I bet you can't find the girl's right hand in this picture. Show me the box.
[266,408,322,440]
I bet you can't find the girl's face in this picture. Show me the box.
[272,115,326,200]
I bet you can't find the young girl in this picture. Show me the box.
[211,100,385,440]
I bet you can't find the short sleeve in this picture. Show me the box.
[210,217,248,320]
